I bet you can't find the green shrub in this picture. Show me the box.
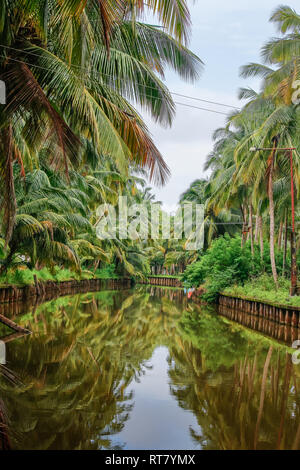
[0,266,91,286]
[95,264,119,279]
[181,234,291,302]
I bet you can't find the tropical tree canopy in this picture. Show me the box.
[0,0,202,276]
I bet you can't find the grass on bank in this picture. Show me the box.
[0,264,121,287]
[223,274,300,308]
[148,275,181,279]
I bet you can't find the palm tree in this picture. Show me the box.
[0,0,202,247]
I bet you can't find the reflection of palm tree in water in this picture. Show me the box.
[0,329,29,450]
[1,289,299,450]
[0,397,10,450]
[0,290,184,449]
[168,312,300,450]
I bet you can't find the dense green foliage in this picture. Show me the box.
[0,3,299,303]
[181,234,296,302]
[0,264,123,287]
[0,266,89,286]
[0,0,201,282]
[180,5,300,302]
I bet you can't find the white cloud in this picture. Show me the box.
[143,87,239,208]
[139,1,300,209]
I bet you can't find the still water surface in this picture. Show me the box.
[0,286,299,450]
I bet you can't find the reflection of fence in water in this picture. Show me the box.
[218,304,300,345]
[148,286,185,302]
[139,277,182,287]
[0,301,31,320]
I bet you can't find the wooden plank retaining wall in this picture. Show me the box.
[219,293,300,327]
[139,277,182,288]
[218,303,300,345]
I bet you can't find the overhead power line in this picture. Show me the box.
[173,102,228,115]
[0,54,233,117]
[172,92,240,110]
[0,44,240,111]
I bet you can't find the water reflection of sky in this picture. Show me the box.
[110,346,201,450]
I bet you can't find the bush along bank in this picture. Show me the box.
[181,235,299,306]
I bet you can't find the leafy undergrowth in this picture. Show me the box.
[0,265,120,287]
[148,275,181,279]
[223,274,300,308]
[94,266,120,279]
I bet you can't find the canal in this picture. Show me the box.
[0,286,299,450]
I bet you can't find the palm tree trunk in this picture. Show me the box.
[277,220,283,250]
[241,204,248,248]
[249,204,254,256]
[258,215,264,260]
[1,125,17,248]
[268,143,278,288]
[283,210,288,278]
[254,215,259,243]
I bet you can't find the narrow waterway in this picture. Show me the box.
[0,286,299,450]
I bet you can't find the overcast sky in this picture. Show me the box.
[141,0,300,212]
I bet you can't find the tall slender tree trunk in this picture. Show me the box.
[241,204,248,248]
[254,214,259,244]
[258,215,264,260]
[283,210,288,278]
[249,204,254,256]
[268,140,278,288]
[277,220,283,250]
[1,124,17,248]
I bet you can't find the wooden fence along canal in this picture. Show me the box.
[139,277,182,287]
[219,293,300,344]
[147,286,186,302]
[219,294,300,326]
[0,278,132,306]
[219,302,300,345]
